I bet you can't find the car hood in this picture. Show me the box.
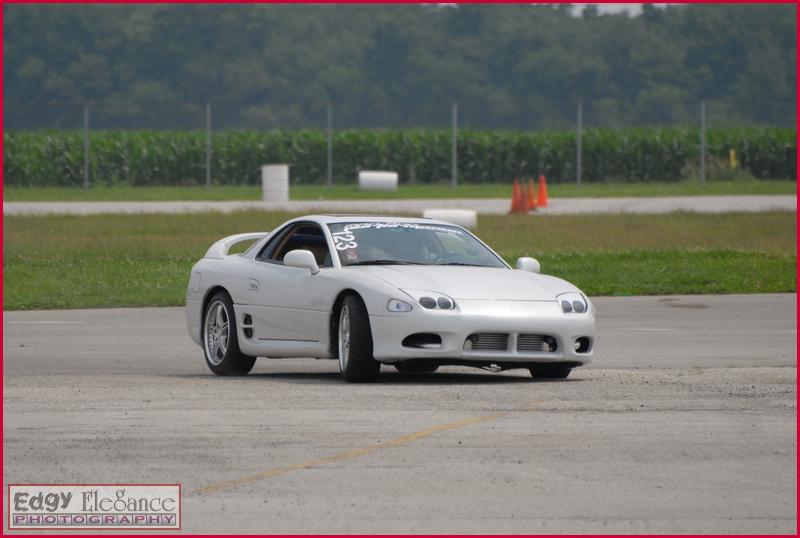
[353,265,567,301]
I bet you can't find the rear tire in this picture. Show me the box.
[529,365,572,379]
[336,295,380,382]
[394,362,439,373]
[203,291,256,376]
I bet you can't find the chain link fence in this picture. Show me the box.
[3,97,796,188]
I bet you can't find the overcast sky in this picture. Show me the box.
[439,4,675,17]
[571,3,673,16]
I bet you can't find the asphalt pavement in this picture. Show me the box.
[3,294,796,533]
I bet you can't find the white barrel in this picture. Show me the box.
[358,170,398,191]
[262,164,289,202]
[423,209,478,229]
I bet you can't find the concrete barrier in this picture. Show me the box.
[262,164,289,201]
[422,208,478,229]
[358,170,398,191]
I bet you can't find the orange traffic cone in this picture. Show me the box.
[520,182,530,212]
[536,174,549,208]
[509,178,525,214]
[527,177,537,211]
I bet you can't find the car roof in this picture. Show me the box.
[300,214,456,227]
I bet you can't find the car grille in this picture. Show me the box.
[464,332,556,353]
[467,333,509,351]
[517,334,546,352]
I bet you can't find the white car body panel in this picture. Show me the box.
[186,215,596,369]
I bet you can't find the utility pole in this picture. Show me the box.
[576,100,583,187]
[206,103,212,188]
[699,100,706,184]
[83,105,90,189]
[451,102,458,188]
[326,103,333,187]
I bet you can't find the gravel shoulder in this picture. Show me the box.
[3,194,796,216]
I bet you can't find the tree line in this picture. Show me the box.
[4,3,796,130]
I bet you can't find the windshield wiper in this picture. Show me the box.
[346,259,427,266]
[437,262,485,267]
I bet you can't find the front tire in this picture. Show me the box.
[336,295,380,382]
[529,365,572,379]
[203,292,256,376]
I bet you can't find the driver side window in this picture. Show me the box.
[257,223,332,267]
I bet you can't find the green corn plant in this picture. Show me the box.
[3,127,795,187]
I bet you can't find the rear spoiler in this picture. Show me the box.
[204,232,269,259]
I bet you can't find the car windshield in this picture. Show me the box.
[327,222,507,268]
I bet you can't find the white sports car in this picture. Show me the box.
[186,215,595,382]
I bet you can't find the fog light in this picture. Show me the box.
[463,338,473,351]
[402,333,441,349]
[574,337,591,353]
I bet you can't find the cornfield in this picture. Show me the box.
[3,127,795,187]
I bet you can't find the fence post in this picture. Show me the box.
[451,102,458,188]
[326,103,333,187]
[205,103,212,188]
[700,100,706,184]
[83,105,90,189]
[576,100,583,186]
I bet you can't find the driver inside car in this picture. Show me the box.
[356,228,437,264]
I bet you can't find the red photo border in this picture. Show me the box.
[0,1,796,536]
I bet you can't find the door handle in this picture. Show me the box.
[248,278,260,291]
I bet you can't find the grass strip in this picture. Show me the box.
[4,211,795,310]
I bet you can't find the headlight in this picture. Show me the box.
[557,292,588,314]
[401,289,456,310]
[387,299,413,312]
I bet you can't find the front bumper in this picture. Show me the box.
[369,299,595,365]
[186,298,203,346]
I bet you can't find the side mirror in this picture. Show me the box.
[284,249,320,275]
[516,256,540,274]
